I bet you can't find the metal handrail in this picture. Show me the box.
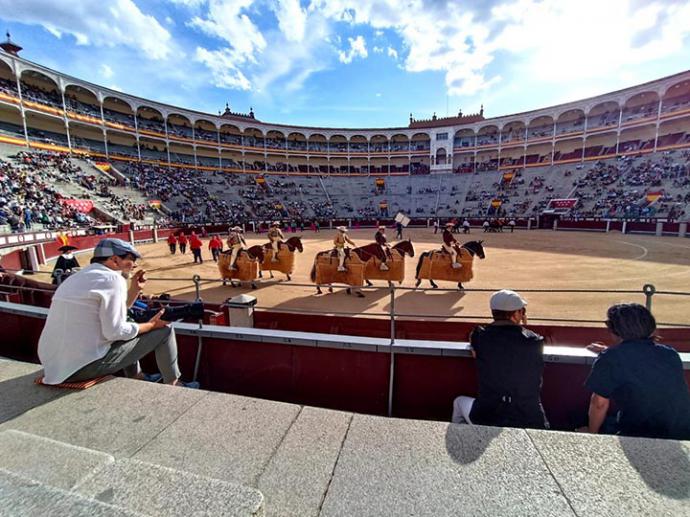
[4,266,690,417]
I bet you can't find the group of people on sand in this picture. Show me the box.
[452,289,690,440]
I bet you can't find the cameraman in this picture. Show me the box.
[38,238,193,387]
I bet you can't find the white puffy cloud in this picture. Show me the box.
[271,0,308,42]
[338,35,368,64]
[100,64,114,79]
[309,0,690,97]
[386,46,397,59]
[195,47,252,90]
[0,0,173,60]
[189,0,266,60]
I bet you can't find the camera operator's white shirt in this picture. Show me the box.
[38,263,139,384]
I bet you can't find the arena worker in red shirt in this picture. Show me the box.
[208,235,223,262]
[167,233,177,255]
[177,232,188,254]
[189,232,203,264]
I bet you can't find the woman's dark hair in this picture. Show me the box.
[606,303,656,340]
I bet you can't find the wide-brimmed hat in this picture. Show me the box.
[336,226,348,232]
[271,221,280,226]
[231,226,243,232]
[445,222,454,227]
[378,225,386,229]
[58,245,78,253]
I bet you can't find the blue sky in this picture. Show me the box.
[1,0,689,128]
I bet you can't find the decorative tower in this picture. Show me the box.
[0,32,22,55]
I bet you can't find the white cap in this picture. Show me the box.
[337,226,347,232]
[489,289,527,311]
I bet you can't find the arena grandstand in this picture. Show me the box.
[1,39,690,516]
[0,46,688,228]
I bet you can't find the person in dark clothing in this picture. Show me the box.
[395,221,403,239]
[452,289,549,429]
[374,225,391,271]
[51,245,80,285]
[585,303,690,440]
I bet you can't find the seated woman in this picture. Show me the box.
[586,303,690,440]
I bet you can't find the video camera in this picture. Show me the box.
[128,300,205,323]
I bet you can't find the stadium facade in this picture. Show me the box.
[0,49,688,174]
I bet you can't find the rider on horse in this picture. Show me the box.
[442,222,462,269]
[268,221,285,262]
[374,225,391,271]
[334,226,356,272]
[227,226,246,271]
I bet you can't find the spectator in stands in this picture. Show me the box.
[452,290,549,429]
[37,238,195,387]
[189,232,203,264]
[585,303,690,439]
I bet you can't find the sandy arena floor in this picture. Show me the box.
[49,228,690,326]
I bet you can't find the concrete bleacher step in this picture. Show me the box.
[0,430,264,516]
[0,469,142,517]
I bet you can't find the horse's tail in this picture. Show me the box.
[415,252,428,279]
[310,255,318,282]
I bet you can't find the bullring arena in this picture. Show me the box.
[44,228,688,327]
[2,32,690,516]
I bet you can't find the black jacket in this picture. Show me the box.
[469,322,549,429]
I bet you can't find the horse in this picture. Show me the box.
[364,240,415,287]
[259,236,303,281]
[310,243,388,297]
[218,245,265,289]
[414,240,485,290]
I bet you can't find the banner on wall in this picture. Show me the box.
[94,162,112,173]
[646,191,663,204]
[375,178,385,187]
[55,232,70,247]
[502,172,515,182]
[255,176,266,185]
[59,199,94,213]
[547,198,578,210]
[148,200,162,209]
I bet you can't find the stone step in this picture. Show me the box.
[76,459,264,517]
[0,468,142,517]
[0,429,114,490]
[0,430,264,516]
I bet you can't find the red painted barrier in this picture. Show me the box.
[0,311,688,430]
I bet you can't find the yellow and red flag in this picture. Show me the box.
[646,191,663,204]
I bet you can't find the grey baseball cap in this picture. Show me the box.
[93,238,142,259]
[490,289,527,311]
